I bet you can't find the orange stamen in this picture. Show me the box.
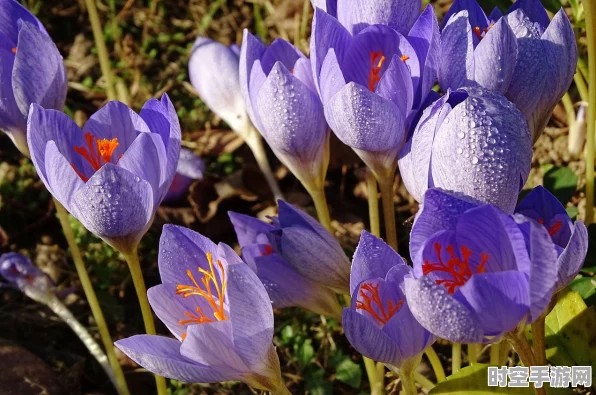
[11,47,17,54]
[473,26,483,40]
[367,51,386,92]
[71,132,120,181]
[422,243,489,294]
[400,55,410,62]
[176,252,228,335]
[355,282,403,325]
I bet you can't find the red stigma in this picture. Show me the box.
[262,245,274,256]
[11,47,17,54]
[537,218,563,237]
[367,51,386,92]
[473,24,494,41]
[71,132,120,181]
[422,243,489,294]
[356,282,403,325]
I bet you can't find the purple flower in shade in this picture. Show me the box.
[398,86,532,213]
[439,0,577,141]
[27,96,181,254]
[239,32,330,192]
[0,253,52,298]
[404,188,558,343]
[115,225,287,393]
[310,5,438,181]
[515,186,588,292]
[342,231,434,367]
[228,211,342,318]
[266,200,351,294]
[188,37,251,137]
[164,148,205,203]
[0,0,67,156]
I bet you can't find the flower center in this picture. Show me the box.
[356,282,404,325]
[176,252,227,340]
[537,219,562,236]
[422,243,489,294]
[71,132,120,181]
[368,52,386,91]
[473,24,494,41]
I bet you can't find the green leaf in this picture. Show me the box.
[429,364,533,394]
[544,289,596,384]
[335,358,362,388]
[305,369,333,395]
[543,166,578,206]
[296,339,314,368]
[569,276,596,303]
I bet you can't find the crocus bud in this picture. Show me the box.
[568,104,586,156]
[27,95,181,254]
[0,0,67,156]
[398,87,532,213]
[164,148,205,203]
[0,252,52,303]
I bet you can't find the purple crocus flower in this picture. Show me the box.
[405,188,558,343]
[343,232,434,367]
[310,5,438,181]
[266,200,351,294]
[398,86,532,213]
[164,148,205,203]
[0,252,51,296]
[439,0,577,141]
[0,0,67,156]
[189,37,251,137]
[239,32,330,192]
[228,211,342,318]
[515,186,588,291]
[27,95,181,254]
[115,225,288,393]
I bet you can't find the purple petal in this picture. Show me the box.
[278,199,333,242]
[410,189,481,266]
[310,0,337,17]
[217,242,245,267]
[43,141,84,210]
[382,303,435,360]
[70,164,153,248]
[254,62,329,185]
[514,216,558,322]
[158,224,217,285]
[488,7,503,23]
[555,220,588,291]
[226,263,274,367]
[515,186,568,221]
[454,271,530,337]
[228,212,275,247]
[115,335,232,383]
[325,82,404,175]
[508,0,550,31]
[376,55,414,117]
[12,22,67,117]
[431,87,532,213]
[319,49,346,105]
[342,308,403,365]
[338,0,421,35]
[260,38,305,75]
[0,0,46,44]
[189,37,247,132]
[239,30,267,123]
[254,253,342,316]
[310,8,352,96]
[404,276,484,343]
[175,148,204,179]
[350,231,407,295]
[473,17,517,94]
[439,11,475,92]
[0,46,22,134]
[442,0,489,33]
[180,321,249,372]
[292,57,317,92]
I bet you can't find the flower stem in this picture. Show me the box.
[397,356,421,395]
[244,131,284,201]
[425,346,446,382]
[531,318,547,366]
[499,342,511,365]
[363,357,383,395]
[83,0,117,100]
[123,249,167,395]
[490,343,500,366]
[584,0,596,225]
[367,170,381,237]
[54,200,130,395]
[46,294,117,390]
[452,343,461,372]
[505,332,546,395]
[574,71,589,103]
[468,343,480,364]
[378,176,398,252]
[306,184,333,232]
[414,372,435,391]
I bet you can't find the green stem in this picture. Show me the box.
[378,176,398,252]
[398,357,420,395]
[531,318,547,366]
[452,343,461,373]
[468,344,480,364]
[414,372,435,391]
[54,201,130,395]
[367,171,381,237]
[244,132,284,201]
[585,0,596,226]
[575,71,589,103]
[307,184,332,232]
[363,357,382,395]
[505,332,546,395]
[84,0,116,100]
[299,0,310,44]
[425,346,446,382]
[376,362,385,394]
[490,343,500,366]
[561,93,576,129]
[498,342,510,366]
[123,249,167,395]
